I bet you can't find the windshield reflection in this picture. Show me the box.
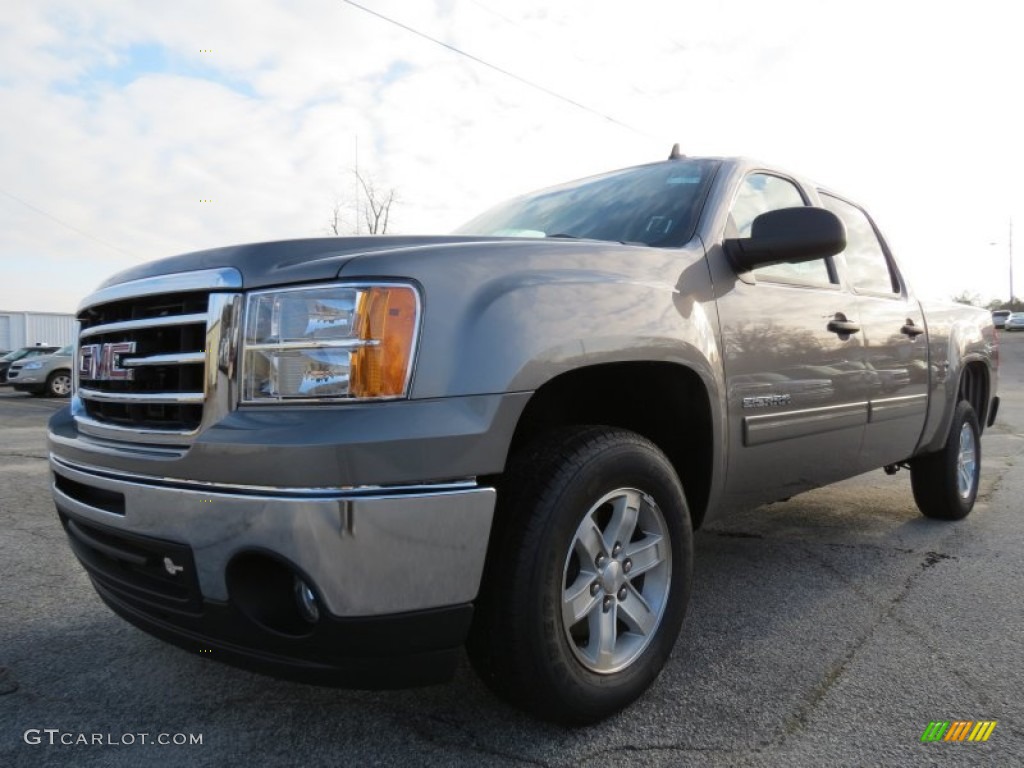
[456,159,719,247]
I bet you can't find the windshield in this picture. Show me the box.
[456,159,719,247]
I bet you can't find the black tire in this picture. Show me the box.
[45,370,72,398]
[910,400,981,520]
[467,426,693,725]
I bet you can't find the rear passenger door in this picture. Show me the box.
[716,173,868,510]
[819,193,929,468]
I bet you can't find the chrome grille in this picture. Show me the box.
[72,268,243,442]
[77,292,209,430]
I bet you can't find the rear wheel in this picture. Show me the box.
[910,400,980,520]
[46,371,72,398]
[467,426,692,724]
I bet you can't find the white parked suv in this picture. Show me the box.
[6,345,73,397]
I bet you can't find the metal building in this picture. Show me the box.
[0,311,78,351]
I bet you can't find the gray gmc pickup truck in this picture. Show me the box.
[48,152,999,724]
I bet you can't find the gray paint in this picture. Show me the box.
[50,392,530,487]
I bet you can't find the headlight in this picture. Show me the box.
[241,283,420,403]
[22,362,44,370]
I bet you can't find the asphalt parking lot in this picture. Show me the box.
[2,335,1023,767]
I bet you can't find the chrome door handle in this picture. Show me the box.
[827,319,860,335]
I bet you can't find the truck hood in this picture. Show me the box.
[95,235,518,292]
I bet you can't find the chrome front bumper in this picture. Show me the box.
[50,455,495,617]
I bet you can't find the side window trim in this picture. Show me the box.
[819,190,904,298]
[730,171,839,288]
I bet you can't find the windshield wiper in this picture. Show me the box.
[547,232,644,247]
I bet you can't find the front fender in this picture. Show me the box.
[337,239,722,400]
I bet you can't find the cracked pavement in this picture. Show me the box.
[2,334,1023,767]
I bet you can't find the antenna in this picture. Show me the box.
[354,135,360,235]
[668,143,684,160]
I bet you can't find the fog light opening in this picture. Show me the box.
[225,551,320,638]
[294,576,320,624]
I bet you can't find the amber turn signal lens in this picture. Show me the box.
[350,286,418,398]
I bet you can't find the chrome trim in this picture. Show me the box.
[74,292,243,445]
[78,388,205,405]
[80,313,207,339]
[69,400,194,440]
[122,352,206,367]
[50,455,495,617]
[79,268,243,313]
[205,292,243,426]
[51,454,478,498]
[50,430,188,459]
[243,339,381,352]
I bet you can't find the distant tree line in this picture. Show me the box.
[952,292,1024,312]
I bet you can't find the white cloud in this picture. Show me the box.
[1,0,1022,312]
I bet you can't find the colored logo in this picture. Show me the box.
[79,341,136,381]
[921,720,997,742]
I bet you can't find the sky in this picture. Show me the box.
[1,0,1021,314]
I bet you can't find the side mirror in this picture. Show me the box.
[724,207,846,271]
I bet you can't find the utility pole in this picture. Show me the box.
[1009,218,1014,303]
[354,135,360,235]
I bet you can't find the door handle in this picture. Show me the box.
[900,321,925,337]
[827,316,860,336]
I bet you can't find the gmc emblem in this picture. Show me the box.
[79,341,136,381]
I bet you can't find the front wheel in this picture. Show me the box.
[467,426,693,724]
[910,400,981,520]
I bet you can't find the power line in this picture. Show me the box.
[0,187,135,258]
[340,0,658,140]
[466,0,526,32]
[465,0,658,102]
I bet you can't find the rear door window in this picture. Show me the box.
[820,193,899,295]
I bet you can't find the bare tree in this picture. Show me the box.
[326,168,398,236]
[355,170,396,234]
[327,201,346,236]
[951,291,981,307]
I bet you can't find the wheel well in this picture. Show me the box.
[501,362,714,529]
[958,361,990,432]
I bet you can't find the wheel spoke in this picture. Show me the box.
[624,535,666,577]
[602,491,641,552]
[562,572,600,628]
[959,463,972,493]
[957,425,977,497]
[574,520,606,563]
[618,584,657,635]
[588,602,618,667]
